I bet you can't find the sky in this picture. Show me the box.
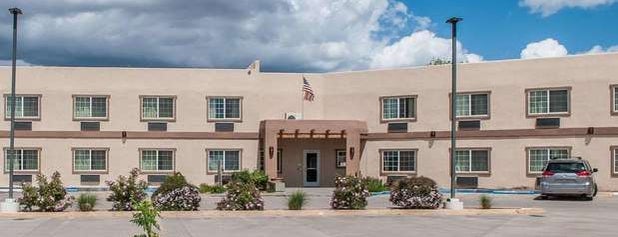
[0,0,616,72]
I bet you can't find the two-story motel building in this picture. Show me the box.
[1,53,618,191]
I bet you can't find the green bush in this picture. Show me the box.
[151,173,201,211]
[330,176,370,210]
[363,177,389,192]
[78,193,98,211]
[231,170,269,190]
[389,176,443,209]
[287,190,308,210]
[18,171,74,212]
[199,184,226,194]
[216,181,264,211]
[479,194,492,209]
[106,168,148,211]
[130,200,161,237]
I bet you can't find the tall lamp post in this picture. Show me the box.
[445,16,464,210]
[1,7,22,213]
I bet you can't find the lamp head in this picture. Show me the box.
[9,8,23,15]
[446,17,462,24]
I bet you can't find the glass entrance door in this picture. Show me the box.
[303,150,320,186]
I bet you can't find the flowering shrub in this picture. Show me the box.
[231,170,269,190]
[216,181,264,211]
[389,176,443,209]
[330,176,370,210]
[151,173,201,211]
[18,171,75,212]
[106,168,148,211]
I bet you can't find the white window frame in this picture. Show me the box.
[207,149,242,173]
[455,92,490,118]
[139,149,175,172]
[612,85,618,114]
[527,147,570,174]
[380,96,417,121]
[612,147,618,175]
[3,148,40,172]
[4,95,40,120]
[72,148,108,172]
[73,95,109,120]
[140,96,175,121]
[381,149,417,173]
[207,97,242,121]
[527,88,570,116]
[335,149,346,168]
[454,149,490,174]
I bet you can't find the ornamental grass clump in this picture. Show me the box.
[330,176,370,210]
[106,168,148,211]
[216,181,264,211]
[287,190,308,210]
[78,193,98,211]
[479,194,493,209]
[18,171,75,212]
[389,176,443,209]
[363,177,389,193]
[151,173,201,211]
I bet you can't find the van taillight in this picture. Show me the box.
[542,170,554,177]
[576,170,591,177]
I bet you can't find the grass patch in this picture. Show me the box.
[78,193,97,212]
[287,190,308,210]
[479,194,492,209]
[199,184,226,194]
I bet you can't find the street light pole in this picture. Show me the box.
[8,7,22,200]
[446,16,462,203]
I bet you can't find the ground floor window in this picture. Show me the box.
[4,148,39,172]
[381,149,416,173]
[208,150,241,172]
[455,149,490,173]
[613,147,618,175]
[73,148,107,172]
[528,147,569,173]
[258,149,282,173]
[140,149,174,172]
[336,149,346,168]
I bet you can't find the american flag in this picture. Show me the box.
[302,76,315,101]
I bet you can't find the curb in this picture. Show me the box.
[0,208,544,219]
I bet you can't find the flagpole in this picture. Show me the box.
[301,74,305,118]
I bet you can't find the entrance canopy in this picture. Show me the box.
[260,120,368,181]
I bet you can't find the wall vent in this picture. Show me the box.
[148,122,167,131]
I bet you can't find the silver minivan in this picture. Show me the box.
[539,158,598,200]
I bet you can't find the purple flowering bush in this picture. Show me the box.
[151,173,201,211]
[216,181,264,211]
[106,168,148,211]
[330,176,370,210]
[389,176,443,209]
[18,171,75,212]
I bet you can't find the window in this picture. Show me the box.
[208,97,241,120]
[140,149,174,172]
[208,150,241,172]
[73,149,107,172]
[528,148,570,173]
[74,96,108,119]
[613,147,618,175]
[336,150,346,168]
[258,149,282,173]
[4,95,39,120]
[381,96,416,121]
[455,149,490,173]
[141,96,175,120]
[382,150,416,173]
[4,148,39,172]
[612,86,618,114]
[456,93,489,118]
[528,88,569,115]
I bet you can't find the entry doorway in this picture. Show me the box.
[303,150,320,187]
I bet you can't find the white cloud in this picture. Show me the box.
[370,30,482,68]
[520,38,568,59]
[520,0,617,17]
[584,45,618,54]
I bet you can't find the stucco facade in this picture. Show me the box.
[1,53,618,190]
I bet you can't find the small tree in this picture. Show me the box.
[107,168,148,211]
[130,200,161,237]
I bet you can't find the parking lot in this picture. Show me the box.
[1,192,617,237]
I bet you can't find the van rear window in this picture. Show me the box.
[545,163,586,173]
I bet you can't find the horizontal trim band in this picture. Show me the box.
[0,131,260,140]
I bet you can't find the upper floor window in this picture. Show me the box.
[381,149,416,173]
[73,148,107,172]
[140,149,174,172]
[74,96,108,120]
[527,88,569,116]
[208,97,241,121]
[455,149,490,173]
[141,96,175,121]
[207,149,241,172]
[456,93,489,118]
[4,95,40,120]
[612,85,618,115]
[381,96,416,121]
[527,147,570,174]
[4,148,39,172]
